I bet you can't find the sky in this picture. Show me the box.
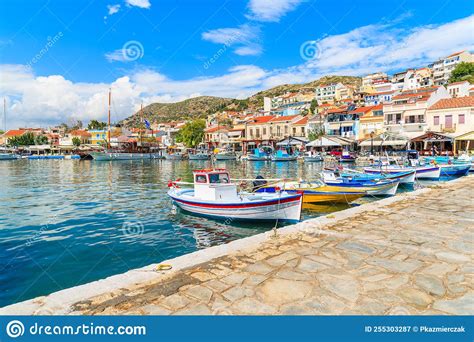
[0,0,473,129]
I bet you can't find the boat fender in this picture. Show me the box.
[155,264,172,271]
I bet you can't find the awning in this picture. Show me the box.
[276,137,309,146]
[359,139,408,147]
[454,131,474,141]
[306,136,341,147]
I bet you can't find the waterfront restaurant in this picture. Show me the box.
[410,131,455,156]
[453,130,474,154]
[358,132,410,153]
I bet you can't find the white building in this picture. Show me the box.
[429,51,473,86]
[446,81,471,98]
[315,83,344,103]
[426,96,474,135]
[383,86,450,138]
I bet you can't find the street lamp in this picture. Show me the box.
[370,131,374,156]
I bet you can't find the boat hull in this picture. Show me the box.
[215,155,237,161]
[92,152,163,161]
[364,166,441,179]
[271,157,298,162]
[0,153,19,160]
[304,156,323,162]
[168,189,302,222]
[439,164,471,176]
[324,180,399,196]
[247,155,270,161]
[188,154,210,160]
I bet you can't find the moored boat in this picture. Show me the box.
[336,168,416,184]
[91,151,163,161]
[364,165,441,179]
[214,150,237,161]
[256,180,366,203]
[168,169,302,222]
[321,171,400,196]
[0,153,19,160]
[339,151,356,163]
[438,163,471,177]
[247,145,273,161]
[271,149,297,162]
[303,151,323,162]
[188,150,210,160]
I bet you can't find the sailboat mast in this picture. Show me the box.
[139,103,143,146]
[107,88,111,148]
[3,98,5,149]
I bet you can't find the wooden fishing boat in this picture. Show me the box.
[321,172,400,196]
[339,151,356,163]
[168,169,302,222]
[336,168,416,184]
[256,180,365,203]
[0,153,19,160]
[247,146,273,161]
[271,149,297,162]
[303,151,323,162]
[188,150,210,160]
[364,165,441,179]
[214,149,237,160]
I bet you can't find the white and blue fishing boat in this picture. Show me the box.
[188,149,210,160]
[321,171,400,196]
[422,156,471,176]
[0,152,19,160]
[168,169,302,222]
[271,149,298,162]
[364,165,441,179]
[247,145,273,161]
[337,168,416,184]
[303,151,323,162]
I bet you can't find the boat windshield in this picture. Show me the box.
[209,173,230,184]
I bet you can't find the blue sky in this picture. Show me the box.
[0,0,473,128]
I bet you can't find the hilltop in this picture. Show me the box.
[121,75,361,126]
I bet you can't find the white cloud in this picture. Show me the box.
[105,49,128,62]
[125,0,151,9]
[202,24,262,56]
[107,4,121,15]
[247,0,303,22]
[1,15,472,128]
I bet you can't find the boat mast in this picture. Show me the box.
[3,98,5,149]
[140,102,143,146]
[107,88,111,148]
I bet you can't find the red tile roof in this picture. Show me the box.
[447,50,465,57]
[247,115,275,125]
[269,114,300,123]
[447,81,469,86]
[392,87,438,101]
[70,129,91,137]
[349,106,374,114]
[3,129,27,137]
[205,126,228,133]
[428,96,474,110]
[371,104,383,111]
[293,117,308,125]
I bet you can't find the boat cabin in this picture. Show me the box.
[192,169,238,201]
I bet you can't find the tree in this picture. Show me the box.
[175,119,206,148]
[449,62,474,84]
[8,132,48,146]
[72,137,81,147]
[88,120,107,130]
[310,99,318,114]
[307,127,325,141]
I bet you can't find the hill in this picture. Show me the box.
[121,75,361,126]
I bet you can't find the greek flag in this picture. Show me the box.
[144,119,151,129]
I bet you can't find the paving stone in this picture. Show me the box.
[421,263,457,276]
[243,261,273,275]
[297,258,329,273]
[203,279,231,293]
[256,278,312,305]
[243,274,268,286]
[432,293,474,315]
[336,241,375,255]
[398,288,433,308]
[174,303,212,315]
[221,272,247,286]
[435,252,470,263]
[189,271,215,282]
[222,286,252,302]
[231,297,277,315]
[367,258,423,273]
[159,294,192,311]
[183,285,213,303]
[318,274,359,302]
[266,252,299,267]
[275,268,312,281]
[141,304,171,315]
[414,274,446,297]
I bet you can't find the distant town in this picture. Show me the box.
[2,50,473,156]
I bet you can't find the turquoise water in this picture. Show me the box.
[0,159,451,307]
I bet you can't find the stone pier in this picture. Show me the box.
[2,176,473,315]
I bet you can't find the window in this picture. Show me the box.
[292,127,296,135]
[301,127,305,136]
[445,115,453,128]
[209,173,230,184]
[434,116,439,125]
[249,129,253,137]
[284,126,288,134]
[96,134,100,138]
[277,126,281,136]
[263,127,266,135]
[195,175,207,183]
[256,128,260,138]
[459,114,465,124]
